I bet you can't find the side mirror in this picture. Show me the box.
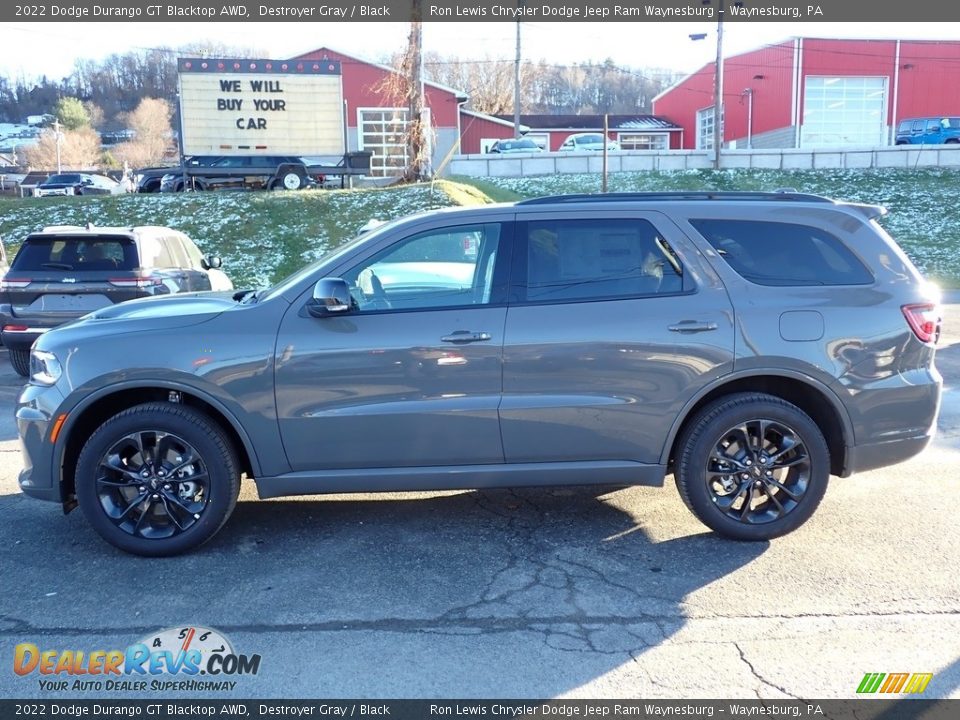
[201,254,222,270]
[307,278,353,318]
[82,178,94,185]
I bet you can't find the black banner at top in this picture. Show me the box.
[6,0,960,23]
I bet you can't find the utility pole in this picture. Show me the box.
[514,15,523,138]
[713,0,724,169]
[53,119,63,173]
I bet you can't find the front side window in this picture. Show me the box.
[341,223,504,312]
[517,218,685,303]
[690,219,873,286]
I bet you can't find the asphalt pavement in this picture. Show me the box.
[0,309,958,700]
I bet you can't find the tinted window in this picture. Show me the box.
[518,218,684,303]
[342,223,503,312]
[12,237,138,272]
[690,219,873,286]
[44,174,81,184]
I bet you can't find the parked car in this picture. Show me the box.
[558,133,620,152]
[488,138,543,154]
[33,173,125,197]
[895,117,960,145]
[16,192,941,556]
[159,155,315,192]
[0,224,231,376]
[133,165,178,193]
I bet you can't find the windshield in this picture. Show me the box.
[576,134,604,144]
[255,215,416,302]
[45,174,81,183]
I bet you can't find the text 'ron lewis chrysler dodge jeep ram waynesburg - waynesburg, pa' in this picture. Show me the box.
[16,192,942,555]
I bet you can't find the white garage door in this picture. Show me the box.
[801,76,888,148]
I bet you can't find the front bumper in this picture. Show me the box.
[16,382,66,503]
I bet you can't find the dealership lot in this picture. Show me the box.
[0,309,957,699]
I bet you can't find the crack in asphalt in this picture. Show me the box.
[734,642,805,701]
[1,610,957,640]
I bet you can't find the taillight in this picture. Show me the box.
[108,275,163,289]
[0,279,31,289]
[3,325,28,332]
[901,303,941,344]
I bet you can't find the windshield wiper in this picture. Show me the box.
[238,289,265,304]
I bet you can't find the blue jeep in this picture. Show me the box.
[895,117,960,145]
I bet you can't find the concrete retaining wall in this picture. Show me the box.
[447,146,960,178]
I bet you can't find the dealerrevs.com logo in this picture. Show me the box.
[13,626,261,693]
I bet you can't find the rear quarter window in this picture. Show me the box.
[11,236,138,272]
[689,219,873,286]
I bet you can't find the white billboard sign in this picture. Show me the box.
[178,58,345,156]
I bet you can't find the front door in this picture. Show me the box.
[275,221,511,472]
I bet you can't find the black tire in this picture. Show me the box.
[9,348,30,377]
[946,139,960,145]
[75,403,240,556]
[675,393,829,541]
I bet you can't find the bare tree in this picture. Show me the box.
[112,97,174,168]
[23,127,102,171]
[401,10,428,182]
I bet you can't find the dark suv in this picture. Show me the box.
[16,192,942,556]
[0,225,229,376]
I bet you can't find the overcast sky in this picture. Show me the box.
[3,22,957,81]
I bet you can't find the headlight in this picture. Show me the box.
[30,350,62,385]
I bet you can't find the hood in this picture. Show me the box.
[37,292,239,346]
[87,291,238,321]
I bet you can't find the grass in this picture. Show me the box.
[0,183,463,288]
[453,167,960,288]
[3,168,959,288]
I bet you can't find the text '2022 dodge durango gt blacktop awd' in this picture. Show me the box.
[17,192,942,555]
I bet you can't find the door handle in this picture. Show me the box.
[668,321,718,334]
[441,331,492,344]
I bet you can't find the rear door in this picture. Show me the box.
[3,234,145,320]
[500,210,735,465]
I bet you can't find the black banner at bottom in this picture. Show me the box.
[0,699,955,720]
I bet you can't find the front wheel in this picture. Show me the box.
[75,403,240,556]
[675,393,829,541]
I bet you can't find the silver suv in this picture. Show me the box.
[16,192,942,555]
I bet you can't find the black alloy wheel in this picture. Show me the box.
[675,393,830,540]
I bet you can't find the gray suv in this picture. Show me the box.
[16,192,942,556]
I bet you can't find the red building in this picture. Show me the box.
[487,115,683,152]
[292,46,468,176]
[653,38,960,150]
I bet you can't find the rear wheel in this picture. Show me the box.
[946,139,960,144]
[675,393,829,541]
[75,403,241,556]
[278,170,304,190]
[9,348,30,377]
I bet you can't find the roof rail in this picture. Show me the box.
[515,191,835,206]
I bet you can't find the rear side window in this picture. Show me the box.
[12,236,138,272]
[518,218,685,302]
[690,219,873,286]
